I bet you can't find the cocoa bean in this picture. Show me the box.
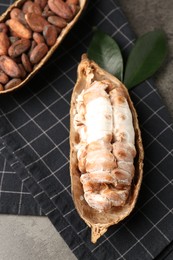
[0,32,10,56]
[25,13,49,32]
[9,36,20,44]
[22,1,34,14]
[48,16,67,28]
[0,70,9,84]
[24,2,42,15]
[0,83,4,91]
[0,56,21,78]
[6,19,32,39]
[66,0,79,4]
[10,8,28,26]
[21,53,32,73]
[34,0,47,10]
[18,64,27,78]
[4,78,22,90]
[0,23,8,33]
[33,32,45,44]
[8,39,31,58]
[43,25,58,46]
[48,0,73,20]
[30,43,48,64]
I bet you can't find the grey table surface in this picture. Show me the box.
[0,1,172,260]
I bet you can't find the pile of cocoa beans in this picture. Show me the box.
[0,0,80,91]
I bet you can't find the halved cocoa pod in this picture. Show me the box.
[70,55,144,243]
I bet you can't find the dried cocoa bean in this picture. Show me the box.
[34,0,47,10]
[48,16,67,28]
[4,78,22,90]
[48,0,73,20]
[42,5,54,17]
[25,2,42,15]
[33,32,45,44]
[0,56,21,78]
[6,19,32,39]
[66,0,79,4]
[25,13,49,32]
[8,39,31,58]
[28,40,37,57]
[22,1,34,14]
[0,70,9,84]
[0,83,4,91]
[0,23,8,33]
[0,32,10,56]
[10,8,28,26]
[21,53,32,73]
[43,25,58,46]
[69,4,80,16]
[30,43,48,64]
[9,36,20,44]
[18,64,27,78]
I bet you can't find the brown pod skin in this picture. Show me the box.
[6,19,32,39]
[4,78,22,90]
[21,53,32,73]
[48,16,67,28]
[0,56,21,78]
[43,25,58,46]
[30,43,49,64]
[48,0,73,20]
[8,39,31,58]
[0,70,9,84]
[0,32,10,56]
[70,55,144,243]
[25,13,49,32]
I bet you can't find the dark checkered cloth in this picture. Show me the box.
[0,0,173,259]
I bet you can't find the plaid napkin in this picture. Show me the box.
[0,0,173,259]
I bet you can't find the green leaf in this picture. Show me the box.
[124,29,168,89]
[87,30,123,81]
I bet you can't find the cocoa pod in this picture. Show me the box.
[43,25,58,46]
[48,16,67,28]
[8,39,31,58]
[21,53,32,73]
[4,78,22,90]
[6,19,32,39]
[25,13,49,32]
[0,56,21,78]
[70,54,144,243]
[30,43,48,64]
[0,32,10,56]
[48,0,73,20]
[0,70,9,84]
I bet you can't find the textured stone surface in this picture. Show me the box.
[121,0,173,119]
[0,1,172,260]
